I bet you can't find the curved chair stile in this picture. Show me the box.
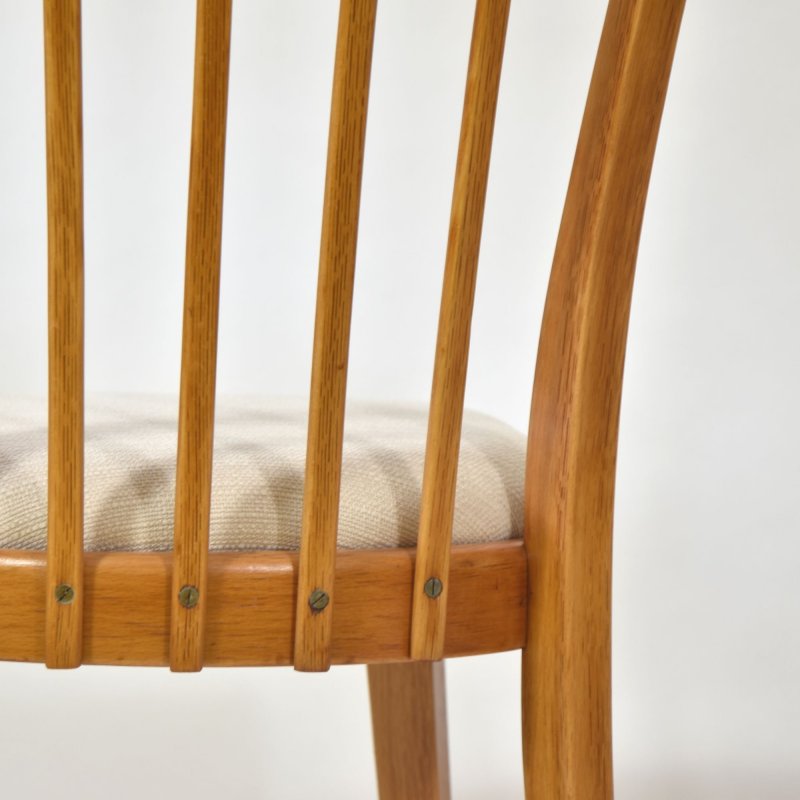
[523,1,686,797]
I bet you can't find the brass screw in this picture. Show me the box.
[54,584,75,605]
[424,577,443,599]
[308,589,330,612]
[178,585,200,609]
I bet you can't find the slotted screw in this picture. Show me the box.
[178,585,200,609]
[54,584,75,605]
[308,589,330,612]
[424,577,443,599]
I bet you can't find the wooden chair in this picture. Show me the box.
[0,0,685,796]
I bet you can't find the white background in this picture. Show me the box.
[1,1,799,797]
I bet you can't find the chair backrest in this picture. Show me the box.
[40,0,685,709]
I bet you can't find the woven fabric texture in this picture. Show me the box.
[0,395,525,552]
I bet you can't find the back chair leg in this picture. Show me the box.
[368,661,450,800]
[520,0,685,796]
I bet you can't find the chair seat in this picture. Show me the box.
[0,395,525,552]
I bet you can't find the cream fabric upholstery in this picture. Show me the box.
[0,395,525,552]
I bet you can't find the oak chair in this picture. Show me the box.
[0,0,685,796]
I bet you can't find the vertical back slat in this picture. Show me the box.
[169,0,232,673]
[293,0,378,673]
[44,0,85,670]
[410,0,510,661]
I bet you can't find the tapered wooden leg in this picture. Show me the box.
[368,661,451,800]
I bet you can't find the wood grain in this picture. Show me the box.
[294,0,378,673]
[10,2,691,793]
[369,661,451,800]
[43,0,85,670]
[0,542,526,667]
[170,0,232,673]
[522,1,685,797]
[410,0,510,662]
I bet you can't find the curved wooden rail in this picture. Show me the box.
[522,1,685,797]
[0,542,525,667]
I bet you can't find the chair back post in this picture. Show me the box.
[43,0,85,670]
[521,1,686,796]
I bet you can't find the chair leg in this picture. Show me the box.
[368,661,451,800]
[521,635,613,798]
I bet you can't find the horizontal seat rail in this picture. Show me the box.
[0,542,526,667]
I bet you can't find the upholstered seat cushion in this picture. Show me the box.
[0,395,525,552]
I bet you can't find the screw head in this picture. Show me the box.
[308,588,330,612]
[178,584,200,609]
[424,577,443,599]
[54,584,75,605]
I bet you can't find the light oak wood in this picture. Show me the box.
[4,3,691,793]
[294,0,378,673]
[369,661,451,800]
[43,0,85,670]
[522,1,685,797]
[170,0,232,673]
[0,542,525,667]
[411,0,510,662]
